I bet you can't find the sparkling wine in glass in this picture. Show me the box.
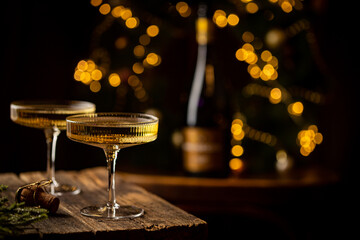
[66,112,158,219]
[10,100,96,196]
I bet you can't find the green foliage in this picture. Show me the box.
[0,184,48,238]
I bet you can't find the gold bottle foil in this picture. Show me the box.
[182,127,223,174]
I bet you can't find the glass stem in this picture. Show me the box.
[44,128,61,187]
[104,148,120,209]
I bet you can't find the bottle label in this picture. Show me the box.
[182,127,223,173]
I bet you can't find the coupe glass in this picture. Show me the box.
[66,112,158,219]
[10,100,96,196]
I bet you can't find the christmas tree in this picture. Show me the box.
[73,0,327,175]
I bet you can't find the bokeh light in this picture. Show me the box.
[147,25,160,37]
[297,125,323,156]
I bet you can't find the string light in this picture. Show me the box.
[297,125,323,156]
[84,0,324,167]
[139,34,151,46]
[227,14,239,26]
[74,59,104,91]
[125,17,139,29]
[242,31,254,43]
[108,73,121,87]
[99,3,111,15]
[231,145,244,157]
[229,158,244,172]
[147,25,160,37]
[212,10,239,28]
[132,62,144,74]
[288,101,304,116]
[111,6,124,18]
[90,0,102,7]
[89,81,101,92]
[235,42,278,81]
[269,87,282,104]
[176,2,191,17]
[80,1,162,100]
[245,2,259,14]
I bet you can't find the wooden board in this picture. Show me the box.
[0,168,207,239]
[119,167,339,214]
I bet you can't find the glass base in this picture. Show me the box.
[48,183,81,196]
[80,205,144,219]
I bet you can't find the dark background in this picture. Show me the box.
[1,0,357,239]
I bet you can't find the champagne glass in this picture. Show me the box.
[10,100,96,196]
[66,112,158,219]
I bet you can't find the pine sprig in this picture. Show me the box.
[0,184,48,238]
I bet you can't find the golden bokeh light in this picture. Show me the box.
[245,52,257,64]
[215,15,227,28]
[139,34,151,46]
[248,64,261,79]
[128,75,140,87]
[281,1,293,13]
[213,9,226,23]
[133,45,145,58]
[242,43,255,52]
[91,69,102,81]
[229,158,244,172]
[246,2,259,14]
[227,14,239,26]
[77,60,88,71]
[261,50,272,62]
[108,73,121,87]
[74,59,104,86]
[120,8,132,20]
[74,70,82,81]
[288,101,304,116]
[263,64,275,77]
[268,56,279,68]
[231,145,244,157]
[99,3,111,15]
[90,0,102,7]
[90,81,101,92]
[297,125,323,156]
[269,88,282,104]
[147,25,160,37]
[132,62,144,74]
[231,119,245,141]
[242,31,254,43]
[176,2,191,17]
[135,88,147,99]
[145,53,161,66]
[231,123,243,136]
[125,17,139,29]
[235,48,248,61]
[111,6,124,18]
[86,60,96,72]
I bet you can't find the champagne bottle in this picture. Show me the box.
[182,3,226,177]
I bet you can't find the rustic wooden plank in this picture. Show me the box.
[119,168,339,214]
[17,171,99,239]
[4,168,208,239]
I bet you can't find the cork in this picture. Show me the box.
[17,186,60,214]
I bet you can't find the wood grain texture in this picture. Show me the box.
[119,167,339,214]
[0,168,207,239]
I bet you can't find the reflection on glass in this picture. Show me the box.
[10,100,96,196]
[66,112,158,219]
